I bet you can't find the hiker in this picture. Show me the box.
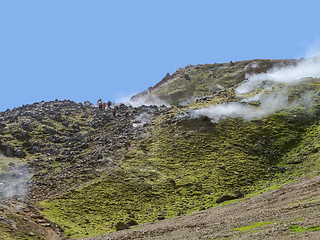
[84,101,92,107]
[97,99,102,111]
[107,100,112,108]
[125,111,130,118]
[102,102,106,110]
[113,106,117,117]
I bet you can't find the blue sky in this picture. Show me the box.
[0,0,319,111]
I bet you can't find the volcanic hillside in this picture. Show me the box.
[1,58,320,239]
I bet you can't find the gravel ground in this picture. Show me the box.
[80,174,320,240]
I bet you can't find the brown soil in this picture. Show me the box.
[2,200,62,240]
[80,174,320,240]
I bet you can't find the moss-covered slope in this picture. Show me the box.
[131,59,299,105]
[38,77,320,238]
[1,59,320,239]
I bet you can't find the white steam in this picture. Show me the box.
[0,154,31,199]
[190,55,320,122]
[128,94,170,107]
[132,112,153,128]
[191,90,289,122]
[236,55,320,94]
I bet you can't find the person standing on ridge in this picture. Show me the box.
[97,99,103,111]
[113,106,117,117]
[102,102,106,110]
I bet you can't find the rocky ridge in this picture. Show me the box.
[0,99,171,239]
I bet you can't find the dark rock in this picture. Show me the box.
[71,123,80,130]
[157,215,165,221]
[55,156,65,162]
[115,222,130,231]
[15,148,26,158]
[126,219,138,226]
[32,143,41,152]
[12,130,31,141]
[167,178,176,188]
[288,159,303,164]
[218,165,226,170]
[8,162,15,168]
[0,144,15,157]
[216,194,235,204]
[234,190,244,199]
[195,182,202,191]
[22,141,32,148]
[62,121,69,127]
[80,143,88,149]
[43,127,57,135]
[90,120,96,128]
[216,191,245,203]
[50,135,63,143]
[184,74,190,81]
[21,122,33,132]
[198,206,206,211]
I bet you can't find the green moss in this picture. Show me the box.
[285,198,320,207]
[33,76,320,238]
[234,221,276,231]
[292,218,307,222]
[215,236,238,240]
[38,107,311,237]
[290,225,320,232]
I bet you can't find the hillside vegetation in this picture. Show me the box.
[1,59,320,239]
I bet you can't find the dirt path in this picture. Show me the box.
[80,174,320,240]
[3,200,63,240]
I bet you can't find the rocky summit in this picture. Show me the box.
[1,58,320,239]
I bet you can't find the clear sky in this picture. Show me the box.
[1,0,319,111]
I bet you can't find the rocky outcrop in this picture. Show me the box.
[216,191,245,204]
[0,144,15,157]
[0,99,171,202]
[115,222,130,231]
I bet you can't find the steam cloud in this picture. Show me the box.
[0,154,31,199]
[191,90,290,122]
[236,55,320,94]
[128,94,170,107]
[190,55,320,122]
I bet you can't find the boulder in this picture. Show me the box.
[126,219,138,226]
[216,194,235,204]
[15,148,26,158]
[0,144,15,157]
[22,141,32,148]
[21,122,33,132]
[216,191,245,204]
[157,215,165,221]
[62,121,69,127]
[234,190,244,199]
[43,127,57,135]
[12,130,30,141]
[115,222,130,231]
